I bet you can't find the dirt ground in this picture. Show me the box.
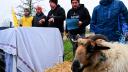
[45,61,72,72]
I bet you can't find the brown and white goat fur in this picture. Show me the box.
[72,34,128,72]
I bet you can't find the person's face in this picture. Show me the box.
[36,9,42,14]
[49,2,57,10]
[24,10,30,16]
[71,0,79,9]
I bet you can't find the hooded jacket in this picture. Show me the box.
[90,0,128,41]
[67,4,90,35]
[47,5,66,32]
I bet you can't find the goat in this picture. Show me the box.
[72,34,128,72]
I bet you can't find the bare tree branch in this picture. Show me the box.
[17,0,44,17]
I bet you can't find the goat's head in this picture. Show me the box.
[72,34,110,72]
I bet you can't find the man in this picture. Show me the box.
[20,8,33,27]
[90,0,128,41]
[32,6,46,27]
[47,0,66,34]
[67,0,90,55]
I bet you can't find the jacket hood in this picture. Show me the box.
[100,0,114,6]
[57,4,60,8]
[52,4,61,11]
[79,4,84,8]
[72,4,85,11]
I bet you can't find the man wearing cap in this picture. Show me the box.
[32,6,46,27]
[67,0,90,55]
[47,0,66,35]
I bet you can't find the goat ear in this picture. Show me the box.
[94,39,110,50]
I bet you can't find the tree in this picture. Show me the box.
[17,0,43,17]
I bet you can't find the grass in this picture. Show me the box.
[64,39,73,61]
[63,32,91,61]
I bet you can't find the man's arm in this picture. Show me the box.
[90,7,97,33]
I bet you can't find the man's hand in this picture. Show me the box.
[48,18,54,24]
[125,32,128,36]
[39,19,45,24]
[78,21,82,27]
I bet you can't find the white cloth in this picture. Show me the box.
[0,28,17,55]
[0,27,64,72]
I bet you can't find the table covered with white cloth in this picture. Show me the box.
[0,27,64,72]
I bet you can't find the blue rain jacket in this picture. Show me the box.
[90,0,128,41]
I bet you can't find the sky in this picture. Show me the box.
[0,0,128,26]
[35,0,100,15]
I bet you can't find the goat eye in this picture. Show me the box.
[87,44,95,53]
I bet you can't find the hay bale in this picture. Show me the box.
[45,61,72,72]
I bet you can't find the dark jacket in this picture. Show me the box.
[47,5,66,32]
[67,4,91,35]
[90,0,128,41]
[32,13,46,27]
